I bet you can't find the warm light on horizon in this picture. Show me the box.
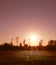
[27,33,39,46]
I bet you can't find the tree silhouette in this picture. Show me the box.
[39,40,43,47]
[48,40,54,46]
[10,38,13,46]
[16,37,19,46]
[19,42,22,47]
[23,39,26,46]
[23,39,28,50]
[54,40,56,46]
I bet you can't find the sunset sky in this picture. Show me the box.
[0,0,56,46]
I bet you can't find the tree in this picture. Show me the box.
[54,40,56,46]
[23,39,28,50]
[48,40,54,46]
[10,38,13,46]
[19,42,22,47]
[23,39,26,46]
[39,40,43,47]
[16,37,19,46]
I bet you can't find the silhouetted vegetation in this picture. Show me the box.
[46,40,56,50]
[0,39,56,50]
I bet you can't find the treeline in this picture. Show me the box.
[0,40,56,50]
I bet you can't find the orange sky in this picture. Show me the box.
[0,0,56,46]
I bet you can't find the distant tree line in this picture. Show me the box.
[0,39,56,50]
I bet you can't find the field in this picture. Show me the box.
[0,50,56,65]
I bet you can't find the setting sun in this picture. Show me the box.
[28,34,39,46]
[30,35,37,42]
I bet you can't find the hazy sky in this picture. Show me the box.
[0,0,56,45]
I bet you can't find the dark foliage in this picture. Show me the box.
[0,40,56,50]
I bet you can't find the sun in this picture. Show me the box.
[30,35,37,42]
[28,34,39,46]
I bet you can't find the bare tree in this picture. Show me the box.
[16,37,19,46]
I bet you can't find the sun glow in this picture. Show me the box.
[28,34,39,46]
[30,35,37,42]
